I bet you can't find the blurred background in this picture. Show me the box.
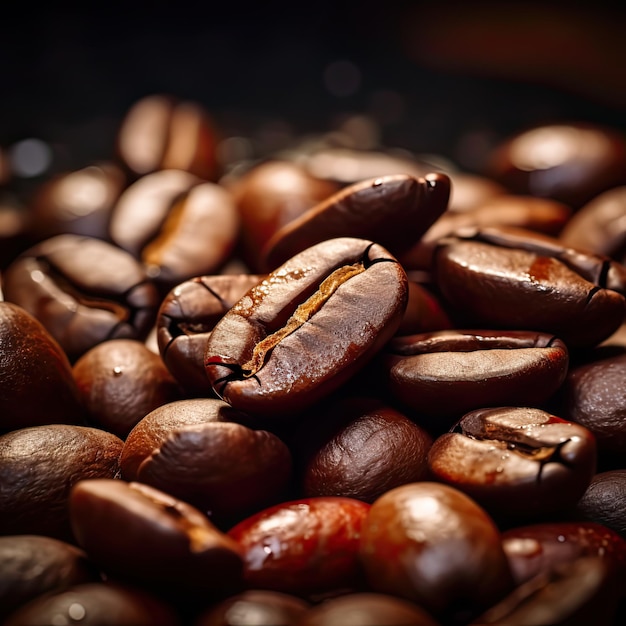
[1,0,625,180]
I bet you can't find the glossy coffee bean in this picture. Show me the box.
[383,330,569,424]
[501,521,626,587]
[0,425,123,540]
[487,122,626,208]
[0,535,99,620]
[194,590,309,626]
[117,93,219,181]
[2,234,159,361]
[205,238,408,417]
[70,479,243,592]
[0,302,84,431]
[121,399,292,524]
[294,396,432,503]
[109,170,240,290]
[4,582,181,626]
[295,592,440,626]
[29,162,126,240]
[359,482,513,621]
[433,226,626,347]
[576,470,626,538]
[261,173,450,272]
[446,171,507,213]
[157,274,264,395]
[228,497,370,599]
[428,407,596,519]
[73,339,181,438]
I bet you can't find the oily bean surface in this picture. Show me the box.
[575,470,626,538]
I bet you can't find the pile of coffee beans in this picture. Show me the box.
[1,94,626,625]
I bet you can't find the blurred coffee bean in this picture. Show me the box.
[2,234,159,361]
[0,195,32,269]
[487,122,626,208]
[73,339,182,438]
[576,470,626,538]
[0,301,84,431]
[117,93,219,181]
[446,171,507,212]
[0,425,123,540]
[396,280,453,335]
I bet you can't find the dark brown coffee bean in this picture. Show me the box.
[396,281,453,335]
[359,482,513,622]
[2,234,159,361]
[194,590,309,626]
[157,274,264,395]
[428,407,596,519]
[0,425,123,540]
[205,238,408,417]
[0,302,84,431]
[228,497,370,599]
[73,339,182,438]
[261,173,450,271]
[70,479,243,592]
[576,470,626,538]
[4,581,181,626]
[0,535,100,620]
[383,330,569,424]
[295,592,440,626]
[117,93,219,181]
[486,122,626,208]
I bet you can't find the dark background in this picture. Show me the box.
[1,1,625,177]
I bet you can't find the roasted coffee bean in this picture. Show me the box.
[501,521,626,587]
[70,479,243,592]
[157,274,264,395]
[295,592,440,626]
[261,173,450,272]
[29,162,126,241]
[3,582,181,626]
[109,170,240,290]
[446,172,507,213]
[0,301,84,431]
[396,280,453,335]
[576,470,626,538]
[228,497,370,599]
[383,330,568,425]
[73,339,182,438]
[294,396,432,503]
[0,535,100,620]
[205,238,408,417]
[487,122,626,208]
[0,425,123,540]
[359,482,514,621]
[2,234,159,361]
[117,93,219,181]
[230,160,339,271]
[428,407,596,519]
[194,590,309,626]
[121,399,292,525]
[433,226,626,347]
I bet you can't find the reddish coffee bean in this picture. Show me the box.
[157,274,264,395]
[501,521,626,587]
[383,330,568,424]
[396,281,453,335]
[295,396,432,503]
[433,227,626,347]
[194,590,309,626]
[205,238,408,417]
[228,497,370,599]
[295,592,440,626]
[428,407,596,519]
[73,339,182,438]
[70,479,243,593]
[359,482,514,621]
[117,93,219,181]
[0,535,100,620]
[0,302,84,431]
[2,234,160,361]
[261,173,450,272]
[487,122,626,208]
[576,470,626,538]
[3,582,181,626]
[0,425,123,540]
